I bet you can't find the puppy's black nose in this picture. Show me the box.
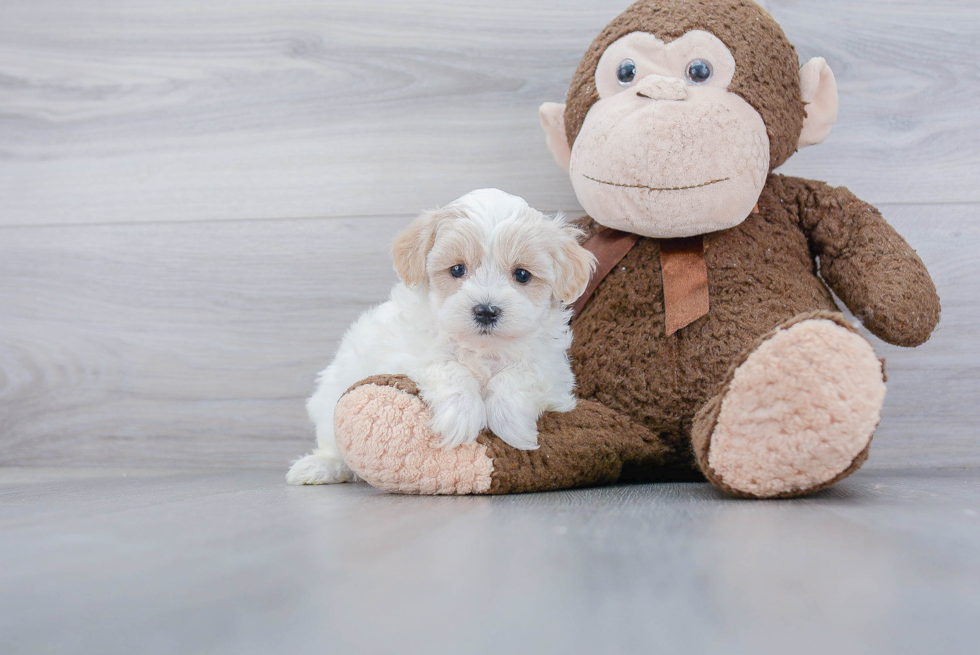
[473,304,500,326]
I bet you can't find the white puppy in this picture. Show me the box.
[286,188,596,485]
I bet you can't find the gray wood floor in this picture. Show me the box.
[1,0,978,469]
[2,467,979,655]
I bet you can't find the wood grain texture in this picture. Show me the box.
[1,0,977,471]
[0,216,403,467]
[1,0,979,227]
[3,468,980,654]
[0,204,975,469]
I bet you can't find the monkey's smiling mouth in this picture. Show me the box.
[582,174,730,191]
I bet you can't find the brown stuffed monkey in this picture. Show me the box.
[331,0,940,499]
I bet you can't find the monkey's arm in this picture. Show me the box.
[773,174,940,347]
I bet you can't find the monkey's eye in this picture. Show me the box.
[513,268,532,284]
[449,264,466,278]
[686,59,713,84]
[616,59,637,86]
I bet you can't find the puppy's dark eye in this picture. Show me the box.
[449,264,466,278]
[513,268,532,284]
[617,59,637,86]
[686,59,713,84]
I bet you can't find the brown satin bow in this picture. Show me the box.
[571,205,759,336]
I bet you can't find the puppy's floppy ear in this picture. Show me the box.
[391,207,460,286]
[551,219,597,304]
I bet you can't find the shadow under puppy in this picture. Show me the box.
[287,188,596,485]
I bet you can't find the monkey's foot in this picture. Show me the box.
[335,375,680,495]
[333,375,494,494]
[693,312,887,499]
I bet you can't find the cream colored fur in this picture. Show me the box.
[798,57,839,148]
[707,319,886,497]
[539,102,570,172]
[539,33,839,239]
[334,383,494,495]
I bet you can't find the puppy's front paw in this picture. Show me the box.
[286,451,357,485]
[485,395,540,451]
[427,390,487,449]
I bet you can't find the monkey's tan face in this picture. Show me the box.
[569,31,770,238]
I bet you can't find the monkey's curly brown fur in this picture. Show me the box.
[466,173,940,495]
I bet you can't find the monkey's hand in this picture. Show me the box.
[778,175,941,347]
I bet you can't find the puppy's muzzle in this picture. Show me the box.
[473,304,501,327]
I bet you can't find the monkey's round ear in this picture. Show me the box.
[798,57,839,149]
[391,208,454,287]
[539,102,572,171]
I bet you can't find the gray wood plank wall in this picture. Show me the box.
[1,0,978,469]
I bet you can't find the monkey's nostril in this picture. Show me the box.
[473,304,500,326]
[634,76,688,102]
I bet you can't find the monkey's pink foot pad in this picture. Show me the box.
[702,317,887,498]
[334,374,494,495]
